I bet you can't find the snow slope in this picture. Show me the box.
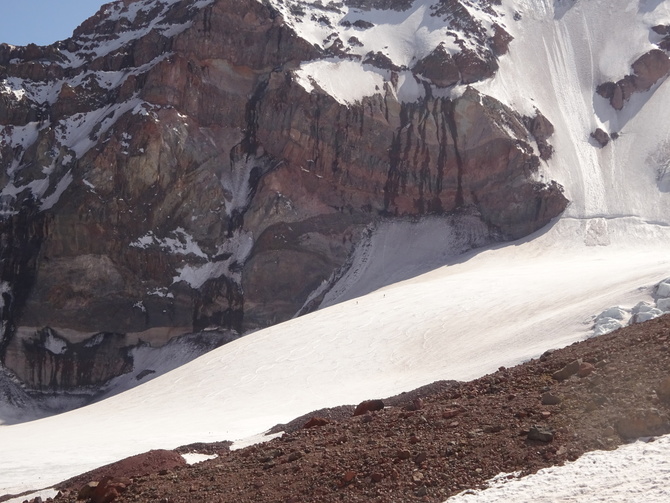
[1,0,670,499]
[447,435,670,502]
[0,216,669,495]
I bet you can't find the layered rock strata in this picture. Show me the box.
[0,0,567,394]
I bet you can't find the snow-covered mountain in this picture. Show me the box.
[1,0,670,499]
[0,0,577,408]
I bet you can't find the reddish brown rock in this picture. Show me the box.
[528,111,555,142]
[597,49,670,110]
[631,49,670,91]
[527,425,554,442]
[577,362,596,377]
[396,449,412,460]
[90,477,129,503]
[342,470,357,483]
[59,450,185,493]
[591,128,610,148]
[404,398,424,411]
[412,44,460,87]
[656,376,670,403]
[78,481,99,500]
[552,360,581,381]
[353,399,385,416]
[442,408,462,419]
[615,409,670,439]
[303,417,330,429]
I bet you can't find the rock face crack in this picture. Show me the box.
[443,99,465,208]
[0,201,47,362]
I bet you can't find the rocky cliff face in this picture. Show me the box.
[0,0,567,397]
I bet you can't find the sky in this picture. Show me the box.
[0,0,106,46]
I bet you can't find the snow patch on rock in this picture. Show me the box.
[172,230,253,289]
[181,453,218,465]
[131,228,208,259]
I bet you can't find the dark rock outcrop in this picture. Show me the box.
[652,24,670,51]
[591,128,610,148]
[597,49,670,110]
[412,44,460,87]
[525,110,555,160]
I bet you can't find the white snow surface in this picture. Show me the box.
[1,0,670,500]
[290,0,502,104]
[446,435,670,502]
[181,453,218,465]
[130,228,208,258]
[295,60,387,106]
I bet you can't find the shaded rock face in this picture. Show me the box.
[3,328,133,392]
[0,0,567,394]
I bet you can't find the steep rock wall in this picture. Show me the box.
[0,0,567,394]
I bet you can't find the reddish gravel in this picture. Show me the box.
[16,315,670,503]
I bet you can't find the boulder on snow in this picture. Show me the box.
[525,111,555,160]
[412,43,460,87]
[630,49,670,92]
[591,128,610,148]
[490,23,513,56]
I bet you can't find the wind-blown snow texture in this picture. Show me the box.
[1,0,670,500]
